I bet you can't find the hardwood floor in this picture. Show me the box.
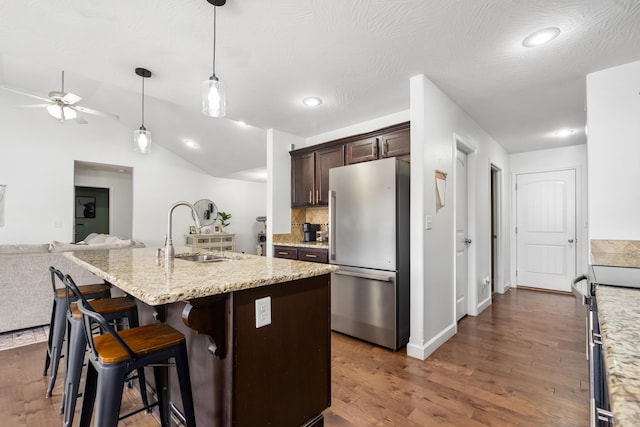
[0,288,588,426]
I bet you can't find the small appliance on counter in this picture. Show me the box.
[302,223,320,242]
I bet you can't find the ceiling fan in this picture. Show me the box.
[0,71,119,124]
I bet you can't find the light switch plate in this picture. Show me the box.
[255,296,271,328]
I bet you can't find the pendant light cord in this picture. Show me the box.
[212,6,217,77]
[141,75,145,127]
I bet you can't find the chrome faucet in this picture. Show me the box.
[164,201,202,260]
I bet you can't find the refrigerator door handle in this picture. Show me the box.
[334,270,394,282]
[329,190,336,260]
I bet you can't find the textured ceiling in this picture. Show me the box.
[1,0,640,180]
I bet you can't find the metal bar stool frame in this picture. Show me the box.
[44,266,111,398]
[71,280,196,427]
[60,273,149,427]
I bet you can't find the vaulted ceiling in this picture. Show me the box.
[1,0,640,181]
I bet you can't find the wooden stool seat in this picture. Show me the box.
[69,297,136,318]
[93,323,185,363]
[55,283,110,299]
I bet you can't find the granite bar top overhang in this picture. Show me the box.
[273,242,329,249]
[64,247,338,306]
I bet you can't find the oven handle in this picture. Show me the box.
[571,274,590,305]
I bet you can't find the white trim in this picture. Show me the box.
[407,322,456,360]
[490,163,505,294]
[478,295,491,313]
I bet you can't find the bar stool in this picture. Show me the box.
[44,266,111,398]
[71,279,196,427]
[60,273,149,427]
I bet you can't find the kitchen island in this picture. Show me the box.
[591,240,640,427]
[65,246,338,427]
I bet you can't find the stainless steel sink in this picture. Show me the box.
[175,254,233,263]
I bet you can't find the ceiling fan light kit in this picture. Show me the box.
[134,67,152,154]
[202,0,227,117]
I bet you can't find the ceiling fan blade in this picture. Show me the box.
[73,105,119,121]
[62,92,82,105]
[73,116,88,125]
[0,85,52,103]
[15,104,51,109]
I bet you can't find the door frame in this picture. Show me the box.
[490,164,505,294]
[510,165,585,289]
[453,134,478,318]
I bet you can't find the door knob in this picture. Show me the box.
[464,238,472,245]
[568,239,574,243]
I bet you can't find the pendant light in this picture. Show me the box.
[202,0,226,117]
[133,67,152,153]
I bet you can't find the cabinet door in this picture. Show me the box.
[315,145,344,205]
[379,129,410,159]
[346,137,379,164]
[291,152,315,207]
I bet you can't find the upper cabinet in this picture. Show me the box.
[290,122,409,207]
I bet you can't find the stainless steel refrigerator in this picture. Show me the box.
[329,157,410,350]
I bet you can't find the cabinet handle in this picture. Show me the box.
[305,254,318,258]
[384,141,389,156]
[278,252,289,255]
[372,138,378,157]
[309,190,312,204]
[316,190,319,203]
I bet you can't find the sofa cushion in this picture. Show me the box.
[0,244,50,254]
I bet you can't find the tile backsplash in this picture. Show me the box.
[273,207,328,244]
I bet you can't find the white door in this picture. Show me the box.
[516,170,576,292]
[455,148,468,320]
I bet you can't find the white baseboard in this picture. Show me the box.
[406,322,456,360]
[478,296,491,313]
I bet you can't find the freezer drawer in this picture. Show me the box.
[331,266,400,350]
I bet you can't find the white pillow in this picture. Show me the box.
[86,234,108,244]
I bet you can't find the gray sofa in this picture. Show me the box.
[0,235,144,333]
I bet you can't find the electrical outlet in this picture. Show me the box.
[255,296,271,328]
[425,215,433,230]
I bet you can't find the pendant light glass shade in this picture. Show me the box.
[202,1,226,117]
[134,67,152,154]
[133,126,152,153]
[202,77,226,117]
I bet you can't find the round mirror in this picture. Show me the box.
[193,199,218,226]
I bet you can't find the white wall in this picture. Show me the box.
[586,60,640,240]
[0,93,266,253]
[408,74,510,360]
[510,145,589,284]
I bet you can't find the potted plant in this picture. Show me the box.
[217,211,232,230]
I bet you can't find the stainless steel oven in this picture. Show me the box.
[572,274,614,426]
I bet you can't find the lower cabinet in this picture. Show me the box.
[274,245,328,263]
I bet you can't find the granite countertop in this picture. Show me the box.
[590,239,640,426]
[274,242,329,249]
[65,247,338,306]
[596,285,640,426]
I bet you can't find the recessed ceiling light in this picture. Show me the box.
[302,97,322,107]
[552,129,575,138]
[183,139,199,149]
[522,27,561,48]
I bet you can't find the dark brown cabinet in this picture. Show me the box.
[345,137,379,164]
[274,245,328,264]
[380,129,410,159]
[291,145,344,207]
[290,122,409,206]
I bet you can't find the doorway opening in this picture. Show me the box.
[490,164,502,295]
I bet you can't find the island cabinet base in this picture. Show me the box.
[137,274,331,426]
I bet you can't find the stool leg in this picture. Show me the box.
[175,343,197,427]
[79,362,98,427]
[62,317,87,427]
[43,300,56,376]
[94,366,126,427]
[125,307,150,412]
[46,297,68,397]
[153,364,171,427]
